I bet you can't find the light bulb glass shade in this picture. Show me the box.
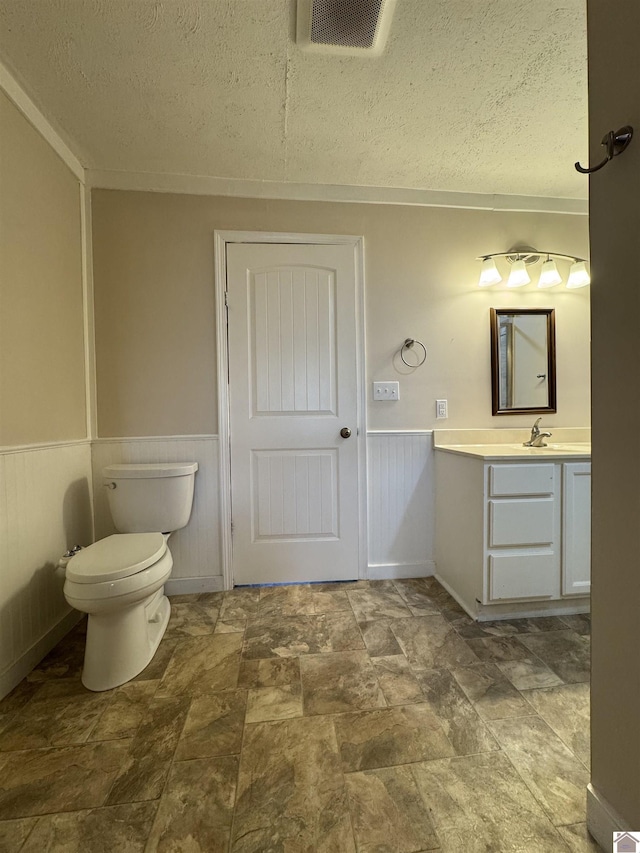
[538,258,563,288]
[567,261,590,288]
[507,259,531,287]
[478,258,502,287]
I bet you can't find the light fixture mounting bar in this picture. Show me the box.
[476,251,587,264]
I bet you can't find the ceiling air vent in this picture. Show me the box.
[297,0,397,56]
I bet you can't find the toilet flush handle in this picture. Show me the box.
[104,482,117,489]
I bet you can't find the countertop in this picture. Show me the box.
[434,442,591,460]
[432,428,591,461]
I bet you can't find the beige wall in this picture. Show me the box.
[92,190,590,437]
[0,90,86,446]
[588,0,640,827]
[0,88,91,699]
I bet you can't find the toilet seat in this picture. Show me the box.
[67,533,167,584]
[64,549,173,605]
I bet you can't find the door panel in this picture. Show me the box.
[251,267,337,415]
[252,449,338,540]
[227,242,360,584]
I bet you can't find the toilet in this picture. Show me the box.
[64,462,198,691]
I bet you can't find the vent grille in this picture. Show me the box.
[297,0,396,56]
[310,0,385,49]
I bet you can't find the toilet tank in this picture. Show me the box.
[103,463,198,533]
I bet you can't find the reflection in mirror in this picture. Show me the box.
[490,308,556,415]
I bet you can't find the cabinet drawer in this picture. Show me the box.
[489,464,555,497]
[489,553,558,600]
[489,498,555,546]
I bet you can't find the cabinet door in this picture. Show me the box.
[562,463,591,596]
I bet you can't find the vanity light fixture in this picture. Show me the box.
[476,247,590,289]
[538,257,563,288]
[507,259,531,288]
[478,257,502,286]
[567,260,591,288]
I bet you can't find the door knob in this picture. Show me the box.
[340,427,352,439]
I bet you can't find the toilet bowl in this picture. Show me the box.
[64,533,173,690]
[63,461,198,691]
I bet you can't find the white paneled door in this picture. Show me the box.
[227,242,362,584]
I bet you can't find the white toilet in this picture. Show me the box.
[64,462,198,691]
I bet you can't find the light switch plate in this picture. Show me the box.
[373,381,400,401]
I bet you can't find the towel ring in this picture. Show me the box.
[400,338,427,367]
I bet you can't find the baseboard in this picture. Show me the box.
[475,601,591,622]
[0,608,82,701]
[434,573,591,623]
[165,576,225,596]
[368,561,435,580]
[587,783,632,852]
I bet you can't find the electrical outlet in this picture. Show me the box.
[436,399,448,419]
[373,381,400,401]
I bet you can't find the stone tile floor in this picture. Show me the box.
[0,578,597,852]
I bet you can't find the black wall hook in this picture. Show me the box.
[575,126,633,174]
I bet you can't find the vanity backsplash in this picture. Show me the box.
[433,427,590,448]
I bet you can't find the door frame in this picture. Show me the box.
[214,230,368,590]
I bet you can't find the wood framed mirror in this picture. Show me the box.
[490,308,557,416]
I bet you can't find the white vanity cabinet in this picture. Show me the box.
[435,448,591,620]
[562,462,592,596]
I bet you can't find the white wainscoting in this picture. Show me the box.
[367,431,435,579]
[90,432,434,590]
[0,440,92,698]
[91,436,222,594]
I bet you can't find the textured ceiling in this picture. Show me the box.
[0,0,588,198]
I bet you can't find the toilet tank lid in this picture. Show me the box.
[66,533,167,583]
[102,462,198,479]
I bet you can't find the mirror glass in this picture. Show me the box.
[490,308,556,415]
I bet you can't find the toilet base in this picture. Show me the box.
[81,588,170,691]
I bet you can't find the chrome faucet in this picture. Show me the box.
[523,417,552,448]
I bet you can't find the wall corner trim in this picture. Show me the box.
[587,782,632,850]
[81,184,97,443]
[0,58,85,182]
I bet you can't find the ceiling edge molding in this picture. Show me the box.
[87,169,588,215]
[0,58,85,183]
